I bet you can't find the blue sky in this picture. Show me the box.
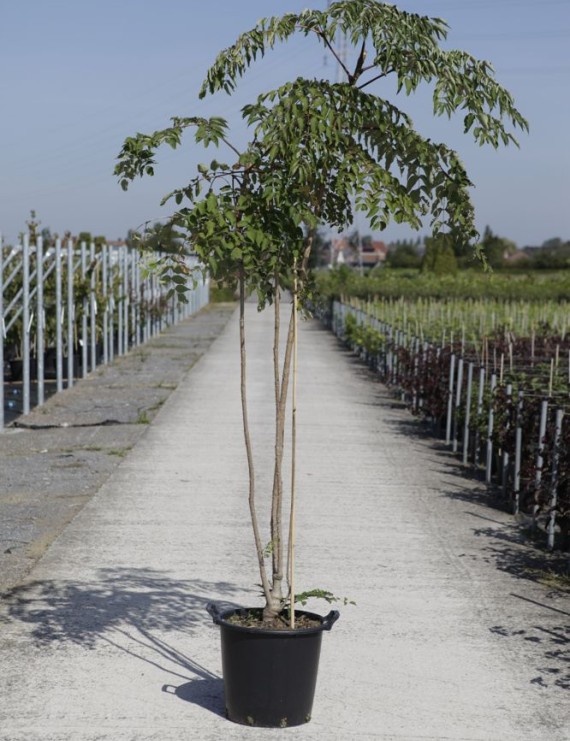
[0,0,568,248]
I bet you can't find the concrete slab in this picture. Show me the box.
[0,304,235,593]
[0,303,568,740]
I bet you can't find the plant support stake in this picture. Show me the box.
[533,398,549,529]
[289,271,299,630]
[547,407,563,550]
[446,352,456,446]
[513,391,523,515]
[36,237,45,406]
[485,372,497,485]
[22,234,30,414]
[463,361,474,465]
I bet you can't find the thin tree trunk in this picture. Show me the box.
[239,272,271,608]
[270,273,284,608]
[285,233,314,605]
[270,307,296,606]
[267,233,316,621]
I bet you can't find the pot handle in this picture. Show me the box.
[206,602,223,625]
[321,610,340,630]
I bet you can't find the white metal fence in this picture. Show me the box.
[0,234,209,430]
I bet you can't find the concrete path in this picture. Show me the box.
[0,304,235,594]
[0,304,568,740]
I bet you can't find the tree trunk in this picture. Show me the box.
[239,272,271,610]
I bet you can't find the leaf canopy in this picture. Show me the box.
[115,0,527,304]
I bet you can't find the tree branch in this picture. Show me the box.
[348,40,367,86]
[317,28,351,82]
[358,69,395,90]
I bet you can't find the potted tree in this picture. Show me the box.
[115,0,526,727]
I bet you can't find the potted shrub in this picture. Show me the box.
[115,0,526,727]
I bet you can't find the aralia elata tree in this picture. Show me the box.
[115,0,527,627]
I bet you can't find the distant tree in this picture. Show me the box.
[74,232,107,248]
[40,227,54,247]
[479,226,517,269]
[421,234,458,274]
[452,237,473,262]
[308,227,328,268]
[531,237,570,269]
[128,222,182,254]
[25,210,40,246]
[386,240,422,268]
[542,237,563,250]
[346,228,360,259]
[76,231,93,245]
[125,229,141,250]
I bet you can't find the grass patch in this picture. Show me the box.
[524,568,570,593]
[108,448,131,458]
[210,284,237,302]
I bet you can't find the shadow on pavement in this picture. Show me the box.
[490,613,570,691]
[162,678,225,717]
[467,523,570,586]
[1,567,243,716]
[453,522,570,691]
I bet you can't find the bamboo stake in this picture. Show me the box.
[288,270,299,630]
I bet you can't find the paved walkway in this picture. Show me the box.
[0,304,569,740]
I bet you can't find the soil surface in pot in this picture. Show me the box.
[227,609,321,631]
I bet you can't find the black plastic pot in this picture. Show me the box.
[207,603,339,728]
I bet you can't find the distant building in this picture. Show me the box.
[359,240,388,268]
[503,250,531,265]
[329,237,388,269]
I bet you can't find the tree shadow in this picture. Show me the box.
[1,567,249,716]
[441,484,507,510]
[468,523,569,584]
[462,526,570,691]
[490,602,570,691]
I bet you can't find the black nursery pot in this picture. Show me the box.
[207,604,339,728]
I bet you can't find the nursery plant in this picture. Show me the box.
[115,0,526,725]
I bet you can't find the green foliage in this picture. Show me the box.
[386,240,422,269]
[76,231,93,245]
[316,267,570,303]
[478,225,516,269]
[115,0,527,618]
[531,238,570,270]
[209,281,237,303]
[200,1,527,152]
[421,234,458,275]
[292,589,356,607]
[116,0,526,310]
